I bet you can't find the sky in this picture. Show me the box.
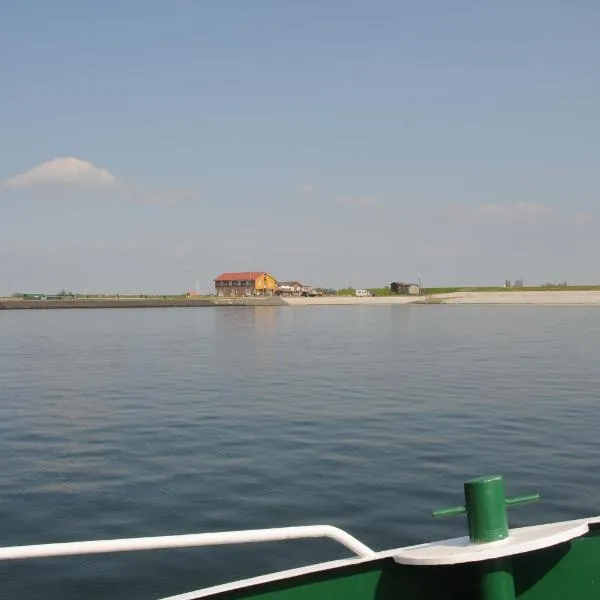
[1,0,599,294]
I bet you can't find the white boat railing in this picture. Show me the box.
[0,525,377,561]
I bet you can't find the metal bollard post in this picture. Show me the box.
[433,475,540,600]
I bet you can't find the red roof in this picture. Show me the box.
[214,272,270,282]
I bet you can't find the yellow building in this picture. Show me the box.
[214,272,278,297]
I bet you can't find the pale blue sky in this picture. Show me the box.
[1,1,598,294]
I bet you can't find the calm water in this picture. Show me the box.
[1,305,600,599]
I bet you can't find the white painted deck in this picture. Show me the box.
[391,519,589,565]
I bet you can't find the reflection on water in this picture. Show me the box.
[0,306,600,599]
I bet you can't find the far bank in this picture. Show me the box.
[4,290,600,310]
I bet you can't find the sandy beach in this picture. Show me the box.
[283,291,600,306]
[435,291,600,305]
[283,296,418,306]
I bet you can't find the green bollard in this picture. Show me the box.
[433,475,540,600]
[465,475,509,543]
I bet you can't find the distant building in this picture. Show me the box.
[297,286,322,297]
[214,272,277,297]
[391,282,420,295]
[276,281,304,296]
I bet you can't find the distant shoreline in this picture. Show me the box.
[3,291,600,310]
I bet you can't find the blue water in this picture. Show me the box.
[1,305,599,599]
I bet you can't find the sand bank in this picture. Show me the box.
[283,291,600,306]
[433,291,600,305]
[284,296,421,306]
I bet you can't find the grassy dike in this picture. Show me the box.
[0,296,287,309]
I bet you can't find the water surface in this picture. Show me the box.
[1,306,599,599]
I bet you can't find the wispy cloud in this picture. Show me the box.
[299,182,314,195]
[571,211,593,225]
[450,202,554,218]
[3,157,116,190]
[122,185,198,205]
[337,194,376,208]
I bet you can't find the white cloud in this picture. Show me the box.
[451,202,553,218]
[3,157,116,190]
[572,211,593,225]
[1,157,197,204]
[299,182,314,195]
[337,194,376,208]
